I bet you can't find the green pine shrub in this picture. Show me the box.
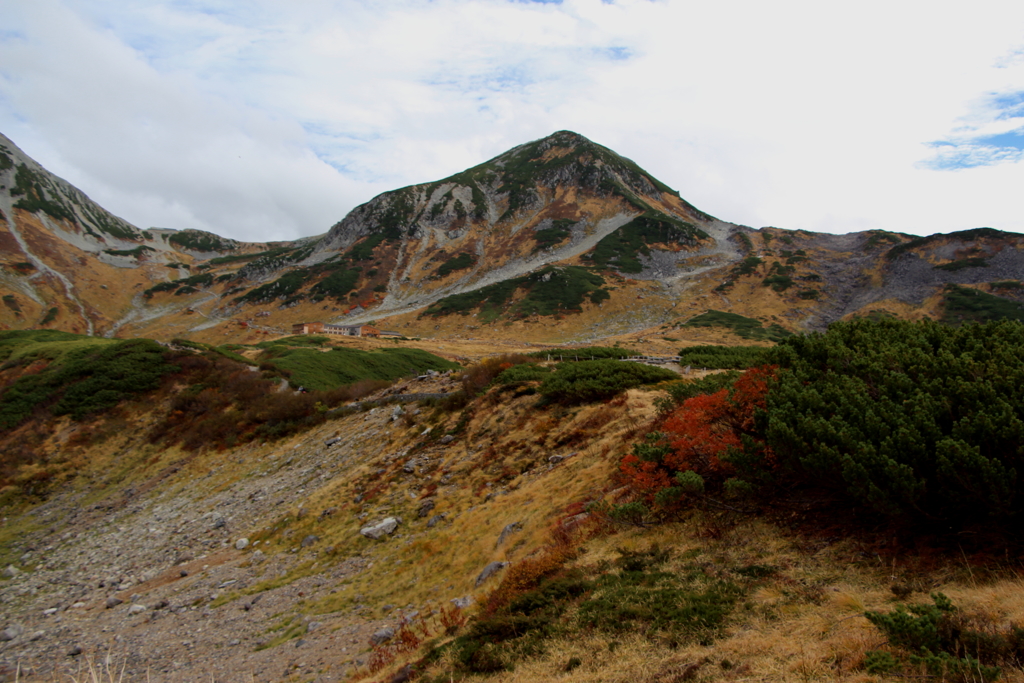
[539,360,678,404]
[864,593,1016,682]
[677,345,768,370]
[757,319,1024,527]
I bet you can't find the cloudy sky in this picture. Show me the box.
[2,0,1024,242]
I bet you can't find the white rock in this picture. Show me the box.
[128,604,146,615]
[360,517,400,540]
[235,538,250,550]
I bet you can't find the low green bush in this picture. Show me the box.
[935,257,989,271]
[864,593,1014,682]
[942,284,1024,324]
[424,266,610,321]
[435,253,476,278]
[539,360,678,404]
[683,310,791,342]
[0,337,177,430]
[759,319,1024,527]
[256,345,458,391]
[678,345,767,370]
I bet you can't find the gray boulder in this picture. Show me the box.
[370,627,395,645]
[417,499,436,518]
[0,624,24,641]
[475,561,508,587]
[495,522,522,548]
[360,517,399,540]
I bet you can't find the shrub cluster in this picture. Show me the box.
[424,266,610,321]
[539,359,677,404]
[677,345,768,370]
[682,310,791,342]
[148,354,388,451]
[864,593,1021,681]
[620,319,1024,538]
[0,336,177,431]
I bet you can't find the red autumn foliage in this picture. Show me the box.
[619,365,777,505]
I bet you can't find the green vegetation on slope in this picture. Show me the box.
[682,310,791,342]
[103,246,154,258]
[310,267,362,301]
[0,332,176,430]
[885,227,1009,260]
[761,261,795,292]
[143,273,216,298]
[677,345,768,370]
[256,345,460,391]
[424,266,610,322]
[533,219,573,251]
[234,270,311,305]
[206,246,293,266]
[427,546,748,678]
[941,284,1024,325]
[762,319,1024,527]
[586,213,707,273]
[625,319,1024,538]
[9,164,75,222]
[168,230,234,252]
[934,257,989,271]
[539,359,677,404]
[434,253,476,278]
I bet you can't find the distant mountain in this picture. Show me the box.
[3,130,1024,344]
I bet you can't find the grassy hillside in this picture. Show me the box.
[255,339,460,391]
[4,322,1024,682]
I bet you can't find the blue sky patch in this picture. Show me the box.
[924,91,1024,170]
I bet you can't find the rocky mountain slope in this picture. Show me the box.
[3,130,1024,347]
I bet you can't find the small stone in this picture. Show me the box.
[360,517,399,540]
[426,514,445,528]
[325,437,341,447]
[307,621,322,632]
[0,624,24,641]
[300,535,318,548]
[548,455,564,464]
[179,569,189,577]
[42,608,58,616]
[105,597,123,609]
[370,627,395,645]
[251,550,265,564]
[495,521,522,548]
[451,596,473,609]
[128,604,146,615]
[68,645,82,657]
[2,565,20,579]
[235,538,250,550]
[475,561,508,587]
[417,499,436,518]
[229,639,241,646]
[212,518,227,529]
[29,630,44,641]
[439,435,455,444]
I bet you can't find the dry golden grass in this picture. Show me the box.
[391,511,1024,683]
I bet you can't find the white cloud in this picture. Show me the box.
[1,0,1023,240]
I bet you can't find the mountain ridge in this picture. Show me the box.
[3,130,1024,344]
